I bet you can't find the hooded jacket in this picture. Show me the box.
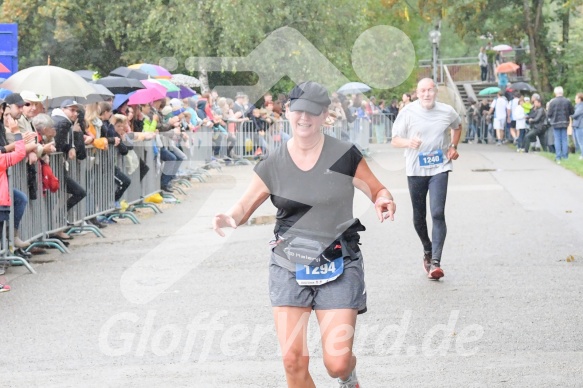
[51,108,87,160]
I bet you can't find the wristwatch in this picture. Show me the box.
[448,143,457,150]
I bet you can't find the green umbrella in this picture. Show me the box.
[149,79,180,92]
[478,86,501,96]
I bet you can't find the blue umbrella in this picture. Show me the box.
[0,88,13,99]
[113,93,135,111]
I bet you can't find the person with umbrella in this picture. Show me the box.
[391,78,461,280]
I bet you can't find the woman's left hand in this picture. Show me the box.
[375,197,396,222]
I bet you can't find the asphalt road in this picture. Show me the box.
[2,143,582,387]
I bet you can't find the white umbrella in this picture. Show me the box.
[492,44,513,52]
[337,82,371,95]
[0,65,96,99]
[170,74,201,88]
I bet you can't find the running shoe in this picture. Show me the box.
[338,368,361,388]
[423,252,432,274]
[0,283,10,293]
[428,263,444,280]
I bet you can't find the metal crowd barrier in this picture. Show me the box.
[43,153,71,250]
[224,117,377,160]
[140,139,164,197]
[183,130,218,179]
[11,161,44,244]
[114,141,161,217]
[2,131,212,276]
[81,147,117,232]
[11,156,69,254]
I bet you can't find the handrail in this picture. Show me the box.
[443,65,467,129]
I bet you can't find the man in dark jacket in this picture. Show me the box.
[51,99,87,212]
[524,94,548,153]
[547,86,574,163]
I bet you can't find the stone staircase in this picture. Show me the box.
[456,82,498,110]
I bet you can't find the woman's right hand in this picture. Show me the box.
[213,213,237,237]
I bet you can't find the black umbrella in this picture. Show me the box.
[109,66,149,80]
[94,76,145,94]
[510,82,536,92]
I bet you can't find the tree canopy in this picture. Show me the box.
[2,0,582,98]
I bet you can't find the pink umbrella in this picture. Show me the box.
[128,87,166,105]
[141,80,167,96]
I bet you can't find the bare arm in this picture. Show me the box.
[352,158,396,222]
[447,124,462,160]
[213,173,271,236]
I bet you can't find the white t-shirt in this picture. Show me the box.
[510,98,521,121]
[515,105,527,129]
[490,97,508,120]
[392,100,461,176]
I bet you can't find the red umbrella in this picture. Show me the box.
[496,62,520,73]
[128,87,166,105]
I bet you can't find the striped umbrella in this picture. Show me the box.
[148,78,180,92]
[128,63,172,79]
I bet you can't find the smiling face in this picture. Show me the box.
[285,108,327,139]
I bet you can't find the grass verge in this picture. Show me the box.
[540,152,583,177]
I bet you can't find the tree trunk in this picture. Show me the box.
[523,0,540,89]
[534,0,552,92]
[199,67,210,95]
[559,1,570,82]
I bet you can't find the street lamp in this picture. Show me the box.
[429,28,441,83]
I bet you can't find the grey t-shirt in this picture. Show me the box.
[392,100,461,176]
[254,135,363,270]
[254,135,362,235]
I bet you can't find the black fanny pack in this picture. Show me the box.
[275,218,365,266]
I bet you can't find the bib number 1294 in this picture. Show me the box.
[295,257,344,286]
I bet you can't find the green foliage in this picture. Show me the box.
[7,0,580,100]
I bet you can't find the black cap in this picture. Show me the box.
[289,81,331,115]
[4,93,25,107]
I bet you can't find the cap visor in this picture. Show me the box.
[289,99,324,115]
